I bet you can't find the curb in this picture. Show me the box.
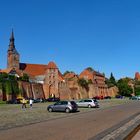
[89,112,140,140]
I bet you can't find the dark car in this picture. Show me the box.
[47,101,78,113]
[6,99,17,104]
[46,97,60,102]
[104,96,111,99]
[115,95,123,99]
[33,98,43,103]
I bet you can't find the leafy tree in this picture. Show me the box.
[78,78,92,91]
[134,80,140,96]
[19,73,29,82]
[5,80,12,95]
[86,67,94,72]
[110,73,116,85]
[63,71,74,76]
[134,86,140,96]
[12,81,19,95]
[117,78,133,97]
[105,73,116,88]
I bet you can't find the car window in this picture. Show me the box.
[79,100,84,102]
[85,100,92,102]
[61,101,68,105]
[54,102,62,105]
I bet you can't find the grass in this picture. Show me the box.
[0,99,132,130]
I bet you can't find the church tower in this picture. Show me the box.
[7,30,20,69]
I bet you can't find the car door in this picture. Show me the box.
[53,101,62,111]
[60,101,68,111]
[78,100,85,107]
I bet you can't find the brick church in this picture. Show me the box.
[1,30,64,100]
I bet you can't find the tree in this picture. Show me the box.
[63,71,74,76]
[134,80,140,96]
[117,78,133,97]
[86,67,94,72]
[19,73,29,82]
[78,78,92,91]
[134,86,140,96]
[105,73,116,88]
[110,73,116,85]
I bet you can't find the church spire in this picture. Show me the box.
[8,29,15,51]
[7,29,20,69]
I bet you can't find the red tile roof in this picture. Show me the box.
[20,63,47,77]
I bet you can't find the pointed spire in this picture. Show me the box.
[8,29,15,50]
[10,29,14,41]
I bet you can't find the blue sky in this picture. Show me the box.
[0,0,140,79]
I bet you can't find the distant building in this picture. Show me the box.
[135,72,140,81]
[79,68,109,97]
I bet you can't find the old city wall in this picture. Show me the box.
[18,81,45,99]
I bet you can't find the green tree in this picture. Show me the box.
[63,71,74,76]
[78,78,91,91]
[12,81,19,95]
[105,73,116,88]
[19,73,29,82]
[134,86,140,96]
[5,80,12,95]
[86,67,94,72]
[117,78,133,97]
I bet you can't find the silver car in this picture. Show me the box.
[76,99,99,108]
[47,101,78,113]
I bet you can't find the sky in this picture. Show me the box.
[0,0,140,79]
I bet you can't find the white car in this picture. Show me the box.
[137,96,140,100]
[76,99,99,108]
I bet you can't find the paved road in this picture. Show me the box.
[0,101,140,140]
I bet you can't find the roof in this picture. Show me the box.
[20,63,47,77]
[0,68,14,73]
[79,69,93,80]
[93,71,104,77]
[0,68,23,77]
[58,71,64,81]
[64,72,77,79]
[47,61,58,69]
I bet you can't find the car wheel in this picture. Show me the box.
[88,104,92,108]
[65,108,70,113]
[48,107,53,112]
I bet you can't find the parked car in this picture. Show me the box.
[46,97,60,102]
[76,99,99,108]
[93,96,104,100]
[33,98,43,103]
[6,99,17,104]
[104,96,111,99]
[47,100,78,113]
[115,95,123,99]
[129,96,140,100]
